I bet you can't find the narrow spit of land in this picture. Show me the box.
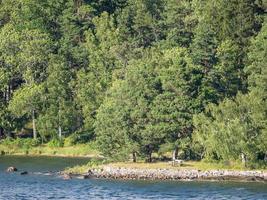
[64,161,267,182]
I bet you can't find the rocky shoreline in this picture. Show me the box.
[68,166,267,182]
[5,165,267,182]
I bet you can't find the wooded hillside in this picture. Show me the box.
[0,0,266,166]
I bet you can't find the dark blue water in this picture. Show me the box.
[0,156,266,200]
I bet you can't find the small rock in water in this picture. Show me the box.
[62,174,72,180]
[83,174,91,179]
[20,171,28,175]
[43,172,53,176]
[263,172,267,181]
[6,166,18,172]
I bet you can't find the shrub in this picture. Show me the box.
[64,134,78,146]
[0,138,40,149]
[47,138,64,147]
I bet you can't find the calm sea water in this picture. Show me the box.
[0,156,266,200]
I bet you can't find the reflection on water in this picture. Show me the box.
[0,155,90,172]
[0,156,266,200]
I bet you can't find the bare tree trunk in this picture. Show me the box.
[132,152,137,163]
[5,85,10,102]
[32,110,37,139]
[58,126,62,139]
[172,146,178,161]
[264,152,267,161]
[58,103,62,138]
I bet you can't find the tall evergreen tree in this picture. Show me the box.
[162,0,196,47]
[75,12,120,133]
[246,17,267,96]
[38,55,78,139]
[191,0,263,106]
[96,47,201,161]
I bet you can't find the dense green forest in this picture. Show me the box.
[0,0,266,166]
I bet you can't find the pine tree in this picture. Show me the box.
[75,12,120,133]
[38,55,78,139]
[162,0,196,47]
[246,17,267,96]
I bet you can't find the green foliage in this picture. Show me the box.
[246,17,267,96]
[0,138,41,149]
[63,131,93,146]
[162,0,196,47]
[95,48,201,161]
[116,0,164,48]
[74,12,121,132]
[190,0,264,106]
[8,84,43,117]
[193,91,267,163]
[37,55,79,139]
[64,134,78,147]
[47,138,64,148]
[0,0,266,167]
[192,15,267,165]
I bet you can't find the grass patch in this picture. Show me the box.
[0,140,100,157]
[64,164,92,174]
[65,158,106,174]
[65,160,267,175]
[108,160,267,171]
[106,161,249,171]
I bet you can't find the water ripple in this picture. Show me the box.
[0,156,266,200]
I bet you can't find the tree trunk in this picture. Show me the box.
[147,152,152,163]
[264,152,267,161]
[0,127,3,137]
[172,146,178,161]
[32,110,37,140]
[5,85,10,102]
[58,126,62,138]
[241,152,247,167]
[7,131,14,138]
[132,152,137,163]
[58,104,62,138]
